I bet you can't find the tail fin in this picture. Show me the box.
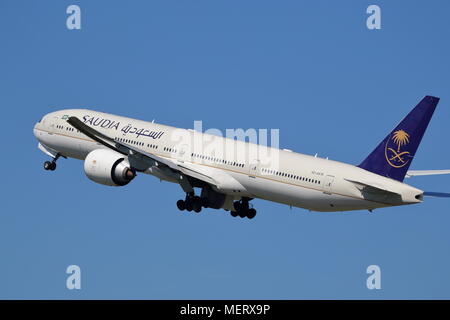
[358,96,440,182]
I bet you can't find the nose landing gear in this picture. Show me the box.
[44,161,56,171]
[43,153,61,171]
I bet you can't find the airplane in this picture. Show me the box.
[33,95,450,219]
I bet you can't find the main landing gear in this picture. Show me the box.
[43,153,61,171]
[176,192,205,213]
[230,197,256,219]
[176,193,257,219]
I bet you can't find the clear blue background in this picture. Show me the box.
[1,0,449,299]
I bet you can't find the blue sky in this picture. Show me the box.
[1,0,450,299]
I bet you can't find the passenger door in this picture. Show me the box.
[323,175,334,194]
[249,159,260,178]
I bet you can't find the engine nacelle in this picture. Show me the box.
[84,149,135,186]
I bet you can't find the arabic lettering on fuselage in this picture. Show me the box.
[82,115,164,139]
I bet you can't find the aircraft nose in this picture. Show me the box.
[33,123,39,139]
[33,118,42,139]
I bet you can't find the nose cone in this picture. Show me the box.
[33,119,42,140]
[33,123,37,137]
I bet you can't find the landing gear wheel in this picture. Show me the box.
[176,200,186,211]
[192,196,201,213]
[247,208,256,219]
[185,200,193,212]
[44,161,51,170]
[183,192,193,212]
[232,198,256,219]
[44,161,56,171]
[238,209,247,218]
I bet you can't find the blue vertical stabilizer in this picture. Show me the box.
[358,96,440,181]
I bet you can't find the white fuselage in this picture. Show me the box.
[33,109,424,212]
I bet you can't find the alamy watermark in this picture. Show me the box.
[168,120,282,173]
[366,5,381,30]
[366,265,381,290]
[66,5,81,30]
[66,265,81,290]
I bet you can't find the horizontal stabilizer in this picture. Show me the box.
[406,170,450,178]
[423,191,450,198]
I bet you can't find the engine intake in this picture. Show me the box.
[84,149,135,186]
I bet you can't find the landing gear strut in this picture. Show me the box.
[43,153,60,171]
[230,197,257,219]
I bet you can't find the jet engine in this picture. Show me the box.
[84,149,135,186]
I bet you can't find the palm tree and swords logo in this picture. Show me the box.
[385,129,411,168]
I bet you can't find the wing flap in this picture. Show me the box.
[177,163,217,186]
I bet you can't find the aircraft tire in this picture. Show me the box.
[177,200,186,211]
[247,208,256,219]
[238,209,246,218]
[185,199,193,212]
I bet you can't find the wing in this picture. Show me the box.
[67,116,175,168]
[67,116,217,188]
[406,170,450,178]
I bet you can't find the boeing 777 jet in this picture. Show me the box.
[33,96,450,219]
